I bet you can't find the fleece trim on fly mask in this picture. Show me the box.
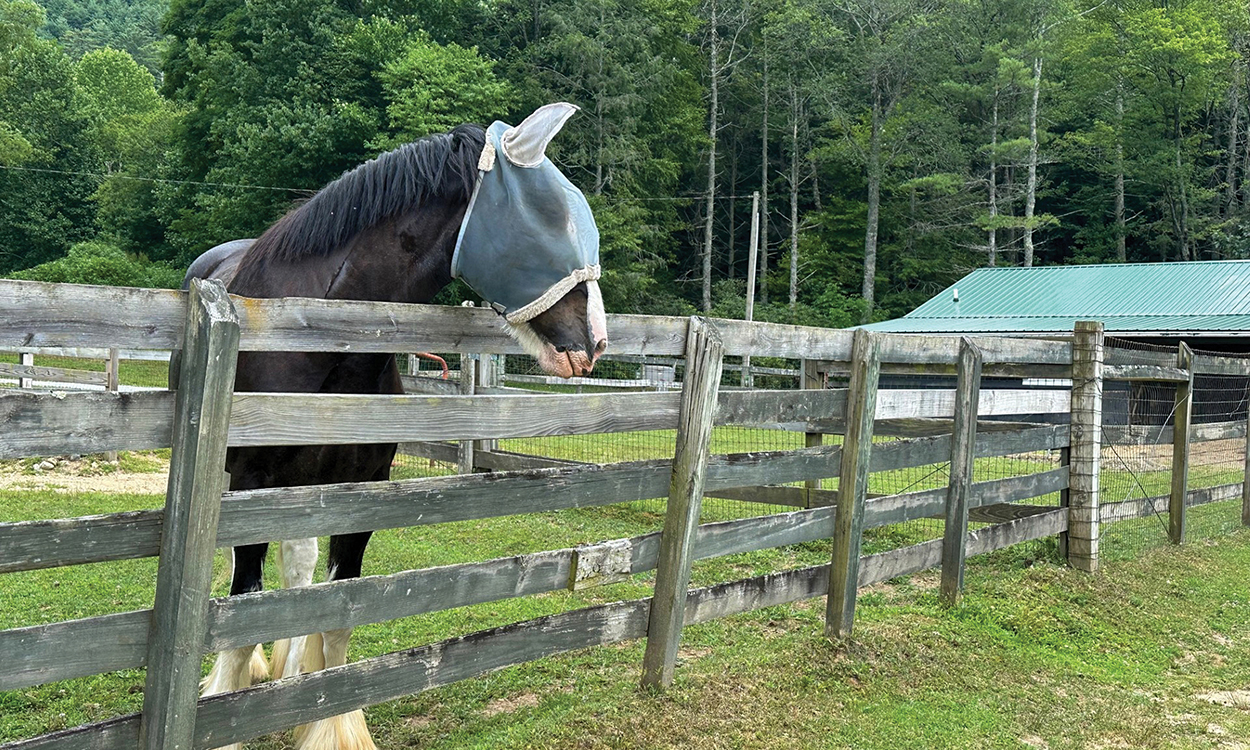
[451,104,601,324]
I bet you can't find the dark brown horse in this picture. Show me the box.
[181,104,607,750]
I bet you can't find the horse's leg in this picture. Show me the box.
[202,543,269,750]
[270,537,319,679]
[294,531,376,750]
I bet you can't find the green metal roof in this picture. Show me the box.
[863,261,1250,336]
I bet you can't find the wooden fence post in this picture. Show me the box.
[825,329,881,640]
[641,317,724,688]
[139,278,240,750]
[1169,341,1194,544]
[1068,321,1103,573]
[940,338,982,607]
[458,352,477,474]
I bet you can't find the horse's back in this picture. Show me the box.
[170,239,254,387]
[182,238,254,290]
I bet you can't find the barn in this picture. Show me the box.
[862,261,1250,426]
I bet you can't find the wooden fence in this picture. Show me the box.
[0,280,1245,749]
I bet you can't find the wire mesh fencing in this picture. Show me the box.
[1099,337,1248,560]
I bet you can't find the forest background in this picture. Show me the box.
[2,0,1249,325]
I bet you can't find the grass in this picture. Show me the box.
[0,352,170,389]
[3,476,1250,748]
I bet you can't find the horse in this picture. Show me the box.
[178,103,608,750]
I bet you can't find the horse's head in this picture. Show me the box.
[452,103,609,378]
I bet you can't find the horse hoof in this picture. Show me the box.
[294,710,377,750]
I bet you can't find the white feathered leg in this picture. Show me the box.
[201,645,256,750]
[293,627,376,750]
[270,538,318,680]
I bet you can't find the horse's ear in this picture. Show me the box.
[500,102,578,167]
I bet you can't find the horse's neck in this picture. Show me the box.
[229,201,464,305]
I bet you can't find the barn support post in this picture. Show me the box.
[641,317,724,688]
[825,328,881,640]
[139,278,240,750]
[458,352,477,474]
[1169,341,1194,544]
[1068,320,1103,573]
[940,338,982,607]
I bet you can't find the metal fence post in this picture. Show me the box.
[18,351,32,388]
[458,352,477,474]
[1243,386,1250,527]
[641,317,724,688]
[1169,341,1194,544]
[105,348,121,462]
[1068,321,1103,573]
[802,358,822,504]
[940,338,982,606]
[139,279,240,750]
[826,329,881,640]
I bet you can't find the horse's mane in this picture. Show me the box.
[249,123,486,262]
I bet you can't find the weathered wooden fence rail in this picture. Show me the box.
[0,278,1242,750]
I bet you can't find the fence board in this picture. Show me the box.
[1103,420,1246,446]
[875,334,1071,366]
[1192,353,1250,377]
[875,388,1068,421]
[1,462,1070,691]
[2,502,1068,750]
[0,362,109,386]
[0,390,174,459]
[1099,482,1242,524]
[2,280,1075,363]
[1102,364,1189,382]
[226,388,849,446]
[0,611,150,692]
[0,425,1069,574]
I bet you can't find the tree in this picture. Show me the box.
[818,0,939,322]
[76,47,180,258]
[0,0,95,272]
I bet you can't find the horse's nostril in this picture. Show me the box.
[594,339,608,355]
[555,345,567,353]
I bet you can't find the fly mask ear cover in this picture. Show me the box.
[451,103,601,324]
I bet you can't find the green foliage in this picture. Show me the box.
[38,0,165,73]
[0,0,1247,317]
[0,0,96,273]
[372,35,514,147]
[8,239,182,287]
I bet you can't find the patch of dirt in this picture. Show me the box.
[481,692,541,717]
[1020,736,1049,749]
[0,456,169,494]
[1196,691,1250,709]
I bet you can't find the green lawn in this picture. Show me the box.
[0,352,170,389]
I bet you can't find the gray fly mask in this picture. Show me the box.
[452,103,601,323]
